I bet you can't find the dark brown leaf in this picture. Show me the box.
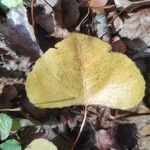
[112,36,127,53]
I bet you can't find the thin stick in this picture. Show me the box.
[44,0,53,9]
[0,107,21,112]
[86,118,97,133]
[110,0,150,24]
[31,0,35,27]
[78,0,88,6]
[71,105,88,150]
[76,7,90,31]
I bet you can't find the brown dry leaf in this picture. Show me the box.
[111,36,127,53]
[0,85,18,103]
[51,27,70,39]
[118,8,150,51]
[127,115,150,150]
[113,15,123,32]
[89,0,108,13]
[113,0,132,8]
[35,0,79,36]
[95,129,113,149]
[114,0,150,10]
[0,6,42,61]
[61,0,80,28]
[0,33,31,98]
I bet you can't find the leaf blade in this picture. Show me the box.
[0,139,21,150]
[26,33,145,110]
[25,138,57,150]
[0,113,12,140]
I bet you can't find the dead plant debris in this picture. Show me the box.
[0,0,150,150]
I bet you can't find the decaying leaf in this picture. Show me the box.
[26,33,145,110]
[0,85,18,103]
[34,0,78,38]
[111,36,127,53]
[95,123,139,150]
[89,0,108,13]
[113,0,132,8]
[0,5,42,61]
[95,129,113,149]
[114,0,150,10]
[25,138,57,150]
[118,9,150,51]
[61,0,80,28]
[93,14,110,42]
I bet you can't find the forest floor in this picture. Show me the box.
[0,0,150,150]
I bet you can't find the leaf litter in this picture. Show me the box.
[0,0,150,150]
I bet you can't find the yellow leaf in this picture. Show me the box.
[25,138,57,150]
[25,33,145,110]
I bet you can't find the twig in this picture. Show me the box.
[111,0,150,23]
[86,118,97,133]
[71,105,88,150]
[31,0,35,27]
[0,107,21,112]
[116,112,150,119]
[76,7,90,31]
[78,0,88,6]
[44,0,53,9]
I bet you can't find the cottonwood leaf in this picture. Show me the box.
[25,138,57,150]
[26,33,145,110]
[0,139,21,150]
[0,113,12,140]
